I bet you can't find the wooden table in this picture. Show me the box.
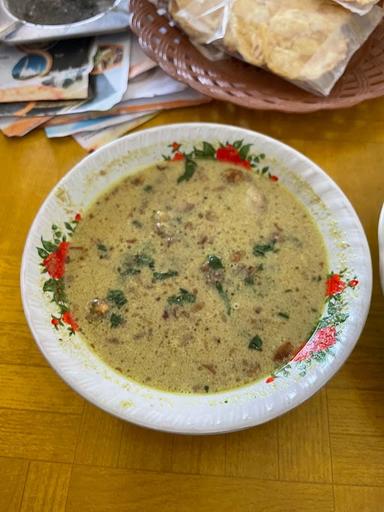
[1,100,383,512]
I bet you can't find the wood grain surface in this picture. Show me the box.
[0,100,383,511]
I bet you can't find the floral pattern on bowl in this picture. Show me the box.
[21,123,372,434]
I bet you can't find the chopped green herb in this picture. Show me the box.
[204,385,210,393]
[144,185,153,192]
[244,276,255,286]
[110,313,124,328]
[153,270,178,281]
[207,255,224,270]
[118,252,154,277]
[96,243,108,259]
[177,156,197,183]
[215,282,231,315]
[278,312,290,320]
[249,335,263,351]
[167,288,196,306]
[132,220,143,228]
[107,289,127,308]
[119,265,141,277]
[253,239,277,257]
[134,253,155,269]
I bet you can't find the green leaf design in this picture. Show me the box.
[202,141,216,158]
[43,278,57,292]
[41,238,57,253]
[177,157,197,183]
[232,140,243,150]
[37,247,48,259]
[238,144,252,160]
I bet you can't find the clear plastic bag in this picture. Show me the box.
[332,1,380,16]
[166,0,383,96]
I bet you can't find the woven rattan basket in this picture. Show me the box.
[129,0,384,113]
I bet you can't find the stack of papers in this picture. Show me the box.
[0,34,210,151]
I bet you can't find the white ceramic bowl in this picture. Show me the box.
[21,123,372,434]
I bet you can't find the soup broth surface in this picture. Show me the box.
[65,159,328,393]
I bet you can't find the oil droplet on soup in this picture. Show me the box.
[65,160,328,393]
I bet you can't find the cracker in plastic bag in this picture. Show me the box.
[332,0,380,16]
[168,0,383,96]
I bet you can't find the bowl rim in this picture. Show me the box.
[20,122,373,434]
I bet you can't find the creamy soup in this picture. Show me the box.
[65,159,328,393]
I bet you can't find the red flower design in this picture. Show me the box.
[51,317,60,328]
[294,326,336,362]
[62,311,79,332]
[269,175,279,182]
[215,144,251,169]
[75,213,82,222]
[348,279,359,288]
[326,274,346,297]
[171,142,181,152]
[171,151,184,161]
[43,241,69,279]
[266,376,275,384]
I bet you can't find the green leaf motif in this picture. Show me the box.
[202,141,216,158]
[43,278,57,293]
[232,139,243,150]
[238,143,252,160]
[37,247,48,259]
[41,238,57,253]
[177,157,197,183]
